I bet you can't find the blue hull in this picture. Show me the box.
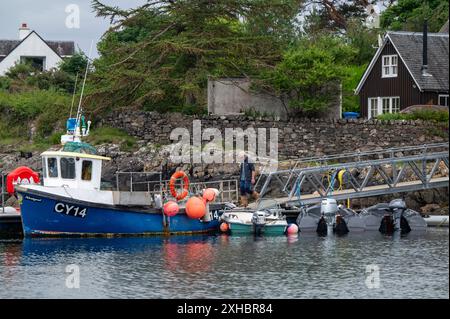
[18,190,220,237]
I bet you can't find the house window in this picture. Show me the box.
[391,97,400,113]
[369,98,379,119]
[48,158,58,178]
[438,95,449,107]
[81,160,93,181]
[382,55,398,78]
[382,98,390,113]
[60,157,76,179]
[20,56,46,71]
[368,97,400,119]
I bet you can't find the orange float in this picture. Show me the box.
[185,196,206,219]
[6,166,40,194]
[169,171,189,201]
[220,222,229,233]
[202,188,217,202]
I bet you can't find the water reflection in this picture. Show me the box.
[0,229,448,299]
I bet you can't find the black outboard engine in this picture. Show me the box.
[333,214,349,235]
[317,216,328,236]
[379,214,395,234]
[389,199,411,234]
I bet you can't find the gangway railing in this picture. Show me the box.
[115,171,239,204]
[253,143,449,208]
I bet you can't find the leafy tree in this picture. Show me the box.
[381,0,449,32]
[257,35,356,116]
[59,52,89,76]
[302,0,371,34]
[86,0,303,114]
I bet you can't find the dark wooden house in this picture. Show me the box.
[355,24,449,119]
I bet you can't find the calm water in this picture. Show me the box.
[0,228,448,299]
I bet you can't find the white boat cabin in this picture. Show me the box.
[40,150,110,190]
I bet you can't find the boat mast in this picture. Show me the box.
[75,40,94,139]
[69,72,79,119]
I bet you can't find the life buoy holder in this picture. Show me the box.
[169,171,189,201]
[6,166,40,194]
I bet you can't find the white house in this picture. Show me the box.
[0,23,75,75]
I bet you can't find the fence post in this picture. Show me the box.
[130,173,133,192]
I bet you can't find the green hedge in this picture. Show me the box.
[376,110,449,123]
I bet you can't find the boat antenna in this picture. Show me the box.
[75,40,94,135]
[69,72,79,119]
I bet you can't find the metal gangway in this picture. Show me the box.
[253,143,449,208]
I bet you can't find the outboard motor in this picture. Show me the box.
[317,198,339,236]
[317,216,328,236]
[333,214,349,235]
[252,211,266,235]
[389,199,411,234]
[379,214,395,234]
[321,198,338,219]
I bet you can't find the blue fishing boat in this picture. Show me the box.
[15,142,221,237]
[12,53,222,237]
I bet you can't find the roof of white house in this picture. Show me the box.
[0,30,74,58]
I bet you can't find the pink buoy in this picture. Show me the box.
[286,223,299,235]
[220,222,229,233]
[163,201,180,217]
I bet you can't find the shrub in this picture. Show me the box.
[376,110,449,123]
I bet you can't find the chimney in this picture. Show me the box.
[421,20,432,76]
[19,23,31,40]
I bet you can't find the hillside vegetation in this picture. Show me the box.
[0,0,448,150]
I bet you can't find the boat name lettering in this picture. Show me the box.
[54,202,88,218]
[24,195,42,202]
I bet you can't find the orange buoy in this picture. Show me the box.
[169,171,190,201]
[163,201,180,217]
[220,222,229,233]
[202,188,217,202]
[185,196,206,219]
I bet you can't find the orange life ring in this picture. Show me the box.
[169,171,189,201]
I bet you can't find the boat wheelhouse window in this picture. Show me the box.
[42,157,47,178]
[60,157,76,179]
[48,158,58,178]
[81,160,92,181]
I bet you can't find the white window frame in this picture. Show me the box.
[438,94,449,107]
[367,97,400,119]
[368,98,379,119]
[381,54,398,78]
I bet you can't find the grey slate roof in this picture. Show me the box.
[0,37,74,57]
[388,31,449,92]
[0,40,20,56]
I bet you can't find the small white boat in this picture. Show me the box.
[221,208,288,235]
[423,215,449,227]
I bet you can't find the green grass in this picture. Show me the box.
[86,127,137,152]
